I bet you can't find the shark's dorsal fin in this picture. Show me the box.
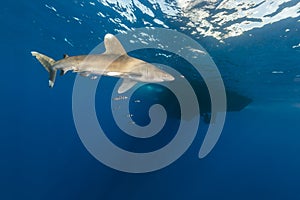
[63,54,69,59]
[118,79,137,94]
[104,34,127,55]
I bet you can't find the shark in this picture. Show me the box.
[31,34,174,93]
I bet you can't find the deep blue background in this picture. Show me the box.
[1,0,300,199]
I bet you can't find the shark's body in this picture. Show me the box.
[31,34,174,93]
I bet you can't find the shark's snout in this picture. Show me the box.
[162,72,175,81]
[155,68,175,82]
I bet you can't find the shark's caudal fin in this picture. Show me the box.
[31,51,57,88]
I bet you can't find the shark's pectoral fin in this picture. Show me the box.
[118,79,137,94]
[60,70,67,76]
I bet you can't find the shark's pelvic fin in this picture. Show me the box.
[79,71,91,77]
[31,51,57,88]
[60,70,67,76]
[104,34,127,55]
[118,79,137,94]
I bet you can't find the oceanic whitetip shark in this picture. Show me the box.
[31,34,174,93]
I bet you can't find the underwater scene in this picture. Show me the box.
[1,0,300,199]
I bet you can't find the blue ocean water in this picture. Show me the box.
[1,0,300,199]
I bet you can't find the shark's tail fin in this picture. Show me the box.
[31,51,57,88]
